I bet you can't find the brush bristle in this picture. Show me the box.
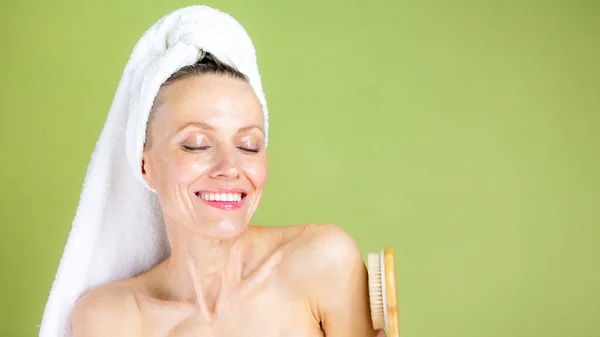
[368,252,385,330]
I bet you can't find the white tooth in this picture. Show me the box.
[201,192,244,202]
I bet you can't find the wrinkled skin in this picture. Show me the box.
[71,75,386,337]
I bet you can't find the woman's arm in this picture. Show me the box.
[293,224,384,337]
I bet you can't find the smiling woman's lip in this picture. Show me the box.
[193,190,248,199]
[195,194,246,210]
[193,188,248,211]
[196,188,248,194]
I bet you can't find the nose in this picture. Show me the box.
[208,149,240,180]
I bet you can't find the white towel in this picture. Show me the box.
[39,5,268,336]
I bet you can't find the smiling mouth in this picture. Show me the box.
[194,191,248,202]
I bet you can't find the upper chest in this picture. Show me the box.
[140,278,323,337]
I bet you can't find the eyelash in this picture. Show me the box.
[183,145,211,151]
[182,145,260,154]
[240,147,259,154]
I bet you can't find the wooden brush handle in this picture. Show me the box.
[384,248,399,337]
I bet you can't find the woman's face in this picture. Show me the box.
[142,74,267,240]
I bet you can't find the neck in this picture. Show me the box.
[163,223,254,317]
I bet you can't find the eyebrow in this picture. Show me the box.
[238,125,265,134]
[179,122,215,131]
[179,122,264,134]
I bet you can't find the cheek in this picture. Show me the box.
[159,154,210,185]
[244,157,268,189]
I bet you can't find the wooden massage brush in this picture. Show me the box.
[367,247,399,337]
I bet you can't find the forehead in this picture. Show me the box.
[154,75,264,129]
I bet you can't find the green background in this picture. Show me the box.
[1,0,598,336]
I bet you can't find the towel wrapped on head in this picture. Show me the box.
[39,6,268,337]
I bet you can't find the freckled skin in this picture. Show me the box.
[70,75,385,337]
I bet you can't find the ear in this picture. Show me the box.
[141,154,156,190]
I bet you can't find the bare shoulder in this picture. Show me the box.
[277,224,378,336]
[71,279,142,337]
[279,223,364,287]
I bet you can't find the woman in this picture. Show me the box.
[41,6,386,337]
[72,50,384,337]
[70,51,382,337]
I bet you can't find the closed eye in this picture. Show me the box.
[183,145,211,151]
[238,147,259,153]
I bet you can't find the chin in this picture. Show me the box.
[197,219,249,241]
